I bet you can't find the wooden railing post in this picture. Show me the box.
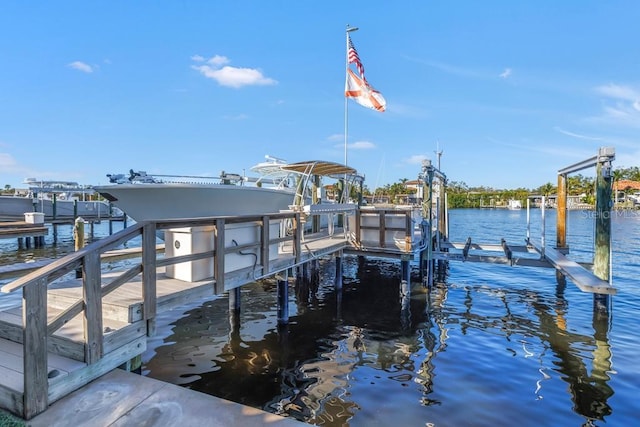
[23,277,48,419]
[261,215,270,277]
[83,251,103,363]
[214,219,225,294]
[379,210,386,248]
[142,222,157,336]
[354,208,361,246]
[294,213,302,264]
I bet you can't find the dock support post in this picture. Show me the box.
[400,278,411,330]
[229,287,241,328]
[401,256,411,285]
[18,237,24,249]
[310,259,320,297]
[334,251,343,290]
[296,262,310,304]
[593,147,614,284]
[109,203,114,234]
[74,217,85,278]
[593,147,615,315]
[277,272,289,325]
[557,173,568,251]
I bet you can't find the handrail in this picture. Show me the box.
[1,223,145,293]
[0,209,324,419]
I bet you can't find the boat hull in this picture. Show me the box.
[94,183,296,222]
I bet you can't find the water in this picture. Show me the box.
[1,209,639,425]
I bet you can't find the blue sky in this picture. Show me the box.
[1,1,638,192]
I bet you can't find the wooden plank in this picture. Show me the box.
[23,277,49,419]
[0,356,24,392]
[47,336,147,404]
[142,223,157,324]
[0,338,84,374]
[102,321,146,355]
[0,382,23,418]
[82,252,103,364]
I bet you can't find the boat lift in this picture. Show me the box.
[424,147,616,301]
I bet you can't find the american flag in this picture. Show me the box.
[347,35,366,82]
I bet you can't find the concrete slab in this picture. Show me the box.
[27,369,304,427]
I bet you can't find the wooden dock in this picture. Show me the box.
[0,197,618,421]
[0,221,47,240]
[0,208,424,420]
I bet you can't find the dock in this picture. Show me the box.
[0,207,424,421]
[0,221,48,247]
[0,149,619,422]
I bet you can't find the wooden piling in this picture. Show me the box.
[593,148,613,283]
[334,252,343,290]
[74,218,85,278]
[229,287,241,329]
[401,256,411,285]
[277,273,289,325]
[557,173,567,250]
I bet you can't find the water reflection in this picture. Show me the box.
[143,255,616,426]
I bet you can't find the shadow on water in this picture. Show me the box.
[142,254,618,426]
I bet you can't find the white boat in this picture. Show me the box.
[506,199,522,210]
[94,156,363,222]
[0,179,112,220]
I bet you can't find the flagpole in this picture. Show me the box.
[345,25,358,167]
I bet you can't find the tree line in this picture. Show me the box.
[364,166,640,208]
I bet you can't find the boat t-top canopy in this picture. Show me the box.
[281,160,360,179]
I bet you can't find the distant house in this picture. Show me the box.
[614,180,640,205]
[614,180,640,192]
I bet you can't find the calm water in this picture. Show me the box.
[1,209,638,425]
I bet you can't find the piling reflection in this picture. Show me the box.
[142,256,616,426]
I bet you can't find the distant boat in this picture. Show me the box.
[0,179,112,220]
[94,156,363,222]
[506,199,522,210]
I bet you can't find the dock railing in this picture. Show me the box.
[0,212,302,419]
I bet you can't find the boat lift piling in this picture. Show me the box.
[419,158,448,289]
[557,147,615,315]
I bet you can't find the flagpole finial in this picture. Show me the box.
[346,25,359,33]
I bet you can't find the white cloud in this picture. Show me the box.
[499,68,512,79]
[589,83,640,128]
[595,83,640,101]
[349,141,375,150]
[405,154,429,165]
[0,152,17,169]
[553,127,606,141]
[327,134,344,142]
[192,55,276,88]
[207,55,230,67]
[67,61,93,73]
[221,113,249,120]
